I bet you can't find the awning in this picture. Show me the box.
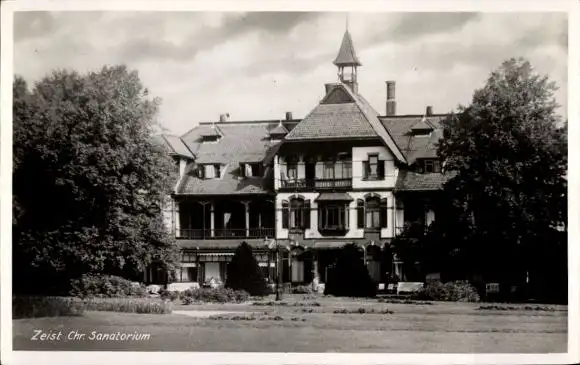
[315,192,353,202]
[312,241,348,250]
[197,252,235,257]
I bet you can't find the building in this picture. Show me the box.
[158,28,451,289]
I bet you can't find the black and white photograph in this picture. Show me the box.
[1,1,577,364]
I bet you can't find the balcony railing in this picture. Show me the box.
[178,228,275,240]
[280,178,352,190]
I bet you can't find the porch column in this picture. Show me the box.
[210,202,215,237]
[175,202,181,238]
[195,250,201,284]
[241,201,250,237]
[312,252,319,290]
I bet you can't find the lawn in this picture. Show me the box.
[12,295,568,353]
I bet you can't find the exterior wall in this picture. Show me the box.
[274,156,281,190]
[276,191,396,240]
[352,146,398,189]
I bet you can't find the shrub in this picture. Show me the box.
[291,285,314,294]
[324,244,377,298]
[13,296,84,319]
[69,274,146,299]
[182,287,250,304]
[412,280,480,302]
[82,298,172,314]
[159,289,181,302]
[333,307,393,314]
[225,242,269,296]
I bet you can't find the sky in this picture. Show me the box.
[13,11,568,135]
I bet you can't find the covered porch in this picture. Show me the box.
[176,197,275,240]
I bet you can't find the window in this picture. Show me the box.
[423,159,441,173]
[286,156,298,180]
[357,197,389,229]
[319,203,349,232]
[365,198,381,229]
[323,161,334,179]
[240,163,261,178]
[214,164,221,178]
[363,154,385,180]
[357,199,365,228]
[282,198,310,230]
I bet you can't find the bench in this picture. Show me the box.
[397,282,424,295]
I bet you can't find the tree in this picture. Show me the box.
[436,58,567,300]
[13,66,178,294]
[324,243,376,297]
[225,242,268,296]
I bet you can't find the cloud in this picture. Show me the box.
[365,12,480,46]
[14,12,57,42]
[12,11,568,135]
[114,12,319,63]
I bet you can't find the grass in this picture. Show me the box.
[13,295,567,353]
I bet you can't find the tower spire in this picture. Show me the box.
[333,22,361,93]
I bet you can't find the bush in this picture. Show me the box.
[324,244,377,298]
[291,285,314,294]
[159,289,181,302]
[69,274,147,299]
[182,287,250,304]
[412,280,480,302]
[13,296,84,319]
[82,297,171,314]
[225,242,269,296]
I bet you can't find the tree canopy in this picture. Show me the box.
[13,66,178,293]
[434,58,567,298]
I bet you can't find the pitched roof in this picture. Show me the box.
[269,122,288,135]
[286,83,406,163]
[411,117,434,133]
[333,30,362,67]
[155,134,195,159]
[380,115,447,164]
[395,170,455,192]
[177,121,296,195]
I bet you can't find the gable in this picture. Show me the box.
[321,86,354,104]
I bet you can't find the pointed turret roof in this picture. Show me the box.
[333,30,362,67]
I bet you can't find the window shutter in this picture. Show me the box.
[345,203,350,229]
[304,200,311,229]
[377,160,385,179]
[357,199,365,229]
[380,198,388,228]
[362,161,369,179]
[282,201,289,229]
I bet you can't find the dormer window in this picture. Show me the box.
[420,159,441,173]
[196,164,223,179]
[200,124,222,143]
[240,163,261,178]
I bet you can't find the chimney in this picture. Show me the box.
[285,112,293,121]
[386,81,396,116]
[425,106,433,116]
[325,83,334,95]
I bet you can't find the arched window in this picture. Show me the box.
[283,197,311,230]
[357,196,389,229]
[365,197,381,229]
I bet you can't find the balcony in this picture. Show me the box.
[178,228,275,240]
[280,178,352,191]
